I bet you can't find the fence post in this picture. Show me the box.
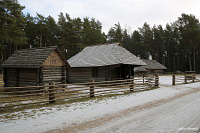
[192,74,195,82]
[155,74,159,87]
[130,78,134,92]
[49,81,55,104]
[184,74,187,84]
[172,75,175,86]
[90,79,95,98]
[143,74,145,83]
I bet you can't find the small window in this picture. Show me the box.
[92,67,99,77]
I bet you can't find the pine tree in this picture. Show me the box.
[130,30,142,56]
[46,15,59,46]
[107,23,123,44]
[139,22,153,58]
[122,29,131,48]
[24,13,37,48]
[174,13,200,71]
[0,0,27,61]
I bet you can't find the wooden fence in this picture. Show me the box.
[0,75,4,87]
[0,75,159,112]
[172,74,200,85]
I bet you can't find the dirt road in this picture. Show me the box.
[48,87,200,133]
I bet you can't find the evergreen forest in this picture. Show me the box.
[1,0,200,72]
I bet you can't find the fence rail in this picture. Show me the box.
[0,77,4,87]
[0,75,159,112]
[172,74,200,85]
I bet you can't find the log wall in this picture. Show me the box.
[69,68,92,83]
[147,69,165,75]
[69,65,121,83]
[18,69,37,86]
[93,67,107,81]
[4,68,17,87]
[42,66,66,84]
[4,68,38,87]
[41,50,67,84]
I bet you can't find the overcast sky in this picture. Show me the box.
[18,0,200,33]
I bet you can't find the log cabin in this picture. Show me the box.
[1,46,69,87]
[68,43,146,82]
[134,59,167,76]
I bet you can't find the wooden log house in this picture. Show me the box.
[1,46,69,87]
[134,59,167,76]
[68,43,146,82]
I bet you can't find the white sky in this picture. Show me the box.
[18,0,200,33]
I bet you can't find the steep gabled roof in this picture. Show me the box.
[68,43,146,67]
[134,59,167,72]
[1,46,67,68]
[134,66,148,72]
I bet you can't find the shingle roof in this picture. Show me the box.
[1,46,66,68]
[134,59,167,72]
[134,66,148,72]
[68,43,146,67]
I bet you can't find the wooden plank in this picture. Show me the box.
[42,51,64,67]
[41,66,65,84]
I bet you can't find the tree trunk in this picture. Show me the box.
[173,55,176,72]
[193,51,196,72]
[177,54,180,71]
[62,38,64,51]
[189,52,192,71]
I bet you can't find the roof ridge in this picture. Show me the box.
[85,43,120,48]
[15,46,57,52]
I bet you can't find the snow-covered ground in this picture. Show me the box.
[159,75,172,85]
[0,75,200,133]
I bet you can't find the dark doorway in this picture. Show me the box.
[120,65,134,79]
[112,65,134,79]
